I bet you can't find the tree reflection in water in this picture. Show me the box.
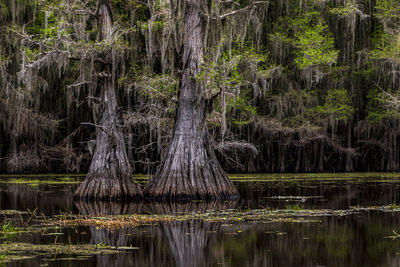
[161,220,213,267]
[148,201,238,267]
[74,200,238,267]
[74,200,143,215]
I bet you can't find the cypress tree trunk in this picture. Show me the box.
[74,0,142,201]
[144,0,239,201]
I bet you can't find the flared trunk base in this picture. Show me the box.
[144,135,239,201]
[74,169,143,201]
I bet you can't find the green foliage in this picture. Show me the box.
[22,47,40,62]
[372,0,400,63]
[134,71,178,115]
[271,11,338,70]
[285,204,303,211]
[203,49,243,97]
[203,44,276,127]
[1,221,17,244]
[388,229,400,240]
[1,221,16,234]
[143,74,177,100]
[136,0,168,34]
[388,203,400,210]
[228,96,257,125]
[0,1,9,22]
[311,88,354,122]
[329,1,359,17]
[292,14,339,69]
[113,0,148,24]
[0,47,9,69]
[375,0,400,27]
[138,20,165,32]
[0,254,5,267]
[371,31,400,63]
[366,88,400,122]
[237,44,277,80]
[271,87,353,129]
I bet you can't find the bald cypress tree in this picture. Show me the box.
[144,0,241,200]
[74,0,142,200]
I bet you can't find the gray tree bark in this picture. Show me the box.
[74,0,142,200]
[144,0,239,201]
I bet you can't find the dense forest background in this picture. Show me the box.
[0,0,399,174]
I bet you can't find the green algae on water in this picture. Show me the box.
[1,178,81,186]
[0,242,129,264]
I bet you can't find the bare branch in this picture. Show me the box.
[220,0,240,6]
[81,122,112,137]
[220,1,268,19]
[374,82,400,108]
[67,81,94,89]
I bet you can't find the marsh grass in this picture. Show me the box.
[48,204,400,230]
[52,209,357,230]
[2,203,400,264]
[0,221,18,244]
[388,204,400,210]
[350,205,400,212]
[2,178,81,186]
[1,221,17,234]
[0,208,134,264]
[0,253,5,267]
[285,204,303,211]
[2,173,400,187]
[0,242,124,264]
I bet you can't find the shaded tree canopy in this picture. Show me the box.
[0,0,400,176]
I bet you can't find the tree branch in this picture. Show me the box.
[81,122,112,137]
[374,82,400,108]
[67,81,94,89]
[220,0,240,6]
[220,1,268,19]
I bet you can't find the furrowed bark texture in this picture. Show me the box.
[74,0,142,201]
[144,0,239,201]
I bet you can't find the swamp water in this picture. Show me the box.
[0,173,400,266]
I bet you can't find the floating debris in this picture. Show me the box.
[349,205,400,212]
[47,208,370,230]
[0,242,125,263]
[265,196,324,200]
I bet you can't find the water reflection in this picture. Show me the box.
[2,176,400,266]
[75,200,143,215]
[74,200,171,266]
[70,200,400,267]
[149,201,237,267]
[215,212,400,267]
[237,180,400,210]
[2,176,400,213]
[161,221,215,267]
[74,200,237,267]
[144,200,238,214]
[0,183,75,215]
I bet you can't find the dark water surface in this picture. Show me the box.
[1,173,400,266]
